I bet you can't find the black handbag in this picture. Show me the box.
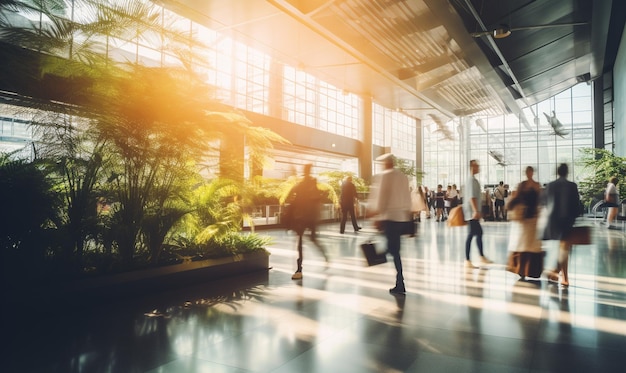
[360,241,387,266]
[565,226,591,245]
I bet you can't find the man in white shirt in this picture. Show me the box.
[494,181,506,221]
[369,154,412,294]
[462,160,493,268]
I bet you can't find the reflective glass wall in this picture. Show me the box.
[422,83,594,192]
[1,0,596,189]
[373,103,417,169]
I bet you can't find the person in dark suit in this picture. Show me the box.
[339,176,361,233]
[542,163,582,286]
[285,163,328,280]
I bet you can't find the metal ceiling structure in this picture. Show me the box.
[158,0,625,127]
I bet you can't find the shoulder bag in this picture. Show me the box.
[447,205,467,227]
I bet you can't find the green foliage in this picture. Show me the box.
[0,0,283,280]
[163,231,271,261]
[141,201,192,264]
[199,232,272,259]
[318,182,339,205]
[394,158,425,183]
[578,148,626,207]
[0,155,65,281]
[394,158,415,178]
[0,155,61,253]
[189,178,244,241]
[36,119,110,266]
[277,175,299,205]
[244,176,285,206]
[277,175,338,206]
[319,171,368,197]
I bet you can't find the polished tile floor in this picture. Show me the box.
[6,218,626,373]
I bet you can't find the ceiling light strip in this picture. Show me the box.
[460,0,536,119]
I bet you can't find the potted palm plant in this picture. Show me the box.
[0,0,286,305]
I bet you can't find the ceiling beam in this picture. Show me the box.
[267,0,456,118]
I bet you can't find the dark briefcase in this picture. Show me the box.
[360,241,387,266]
[565,226,591,245]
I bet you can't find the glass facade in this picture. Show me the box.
[372,104,417,163]
[423,84,594,191]
[0,110,32,154]
[283,66,361,138]
[0,0,599,189]
[422,118,463,189]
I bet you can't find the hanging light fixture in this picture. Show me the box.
[492,24,511,38]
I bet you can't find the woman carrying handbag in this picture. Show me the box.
[506,166,544,279]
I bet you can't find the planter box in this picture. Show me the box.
[13,251,270,306]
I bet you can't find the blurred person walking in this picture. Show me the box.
[542,163,583,286]
[604,176,620,229]
[284,163,329,280]
[340,176,362,233]
[494,181,506,221]
[505,166,544,279]
[367,154,412,294]
[435,184,445,222]
[411,185,429,222]
[463,160,493,268]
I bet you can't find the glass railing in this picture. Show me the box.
[242,203,368,228]
[243,204,282,227]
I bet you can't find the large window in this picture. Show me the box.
[282,66,360,138]
[373,104,417,173]
[283,67,318,128]
[422,118,462,189]
[233,45,271,115]
[318,82,360,138]
[1,1,596,189]
[0,110,32,154]
[423,84,593,191]
[196,25,271,114]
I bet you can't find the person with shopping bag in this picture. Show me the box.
[366,153,412,295]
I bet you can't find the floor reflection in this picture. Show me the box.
[6,220,626,372]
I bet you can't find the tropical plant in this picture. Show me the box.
[0,154,62,277]
[1,0,180,267]
[188,178,244,241]
[96,72,283,265]
[244,175,284,206]
[394,158,425,184]
[32,115,111,268]
[199,232,272,259]
[277,175,338,206]
[162,230,271,262]
[319,170,368,199]
[140,199,192,265]
[578,148,626,207]
[0,0,286,276]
